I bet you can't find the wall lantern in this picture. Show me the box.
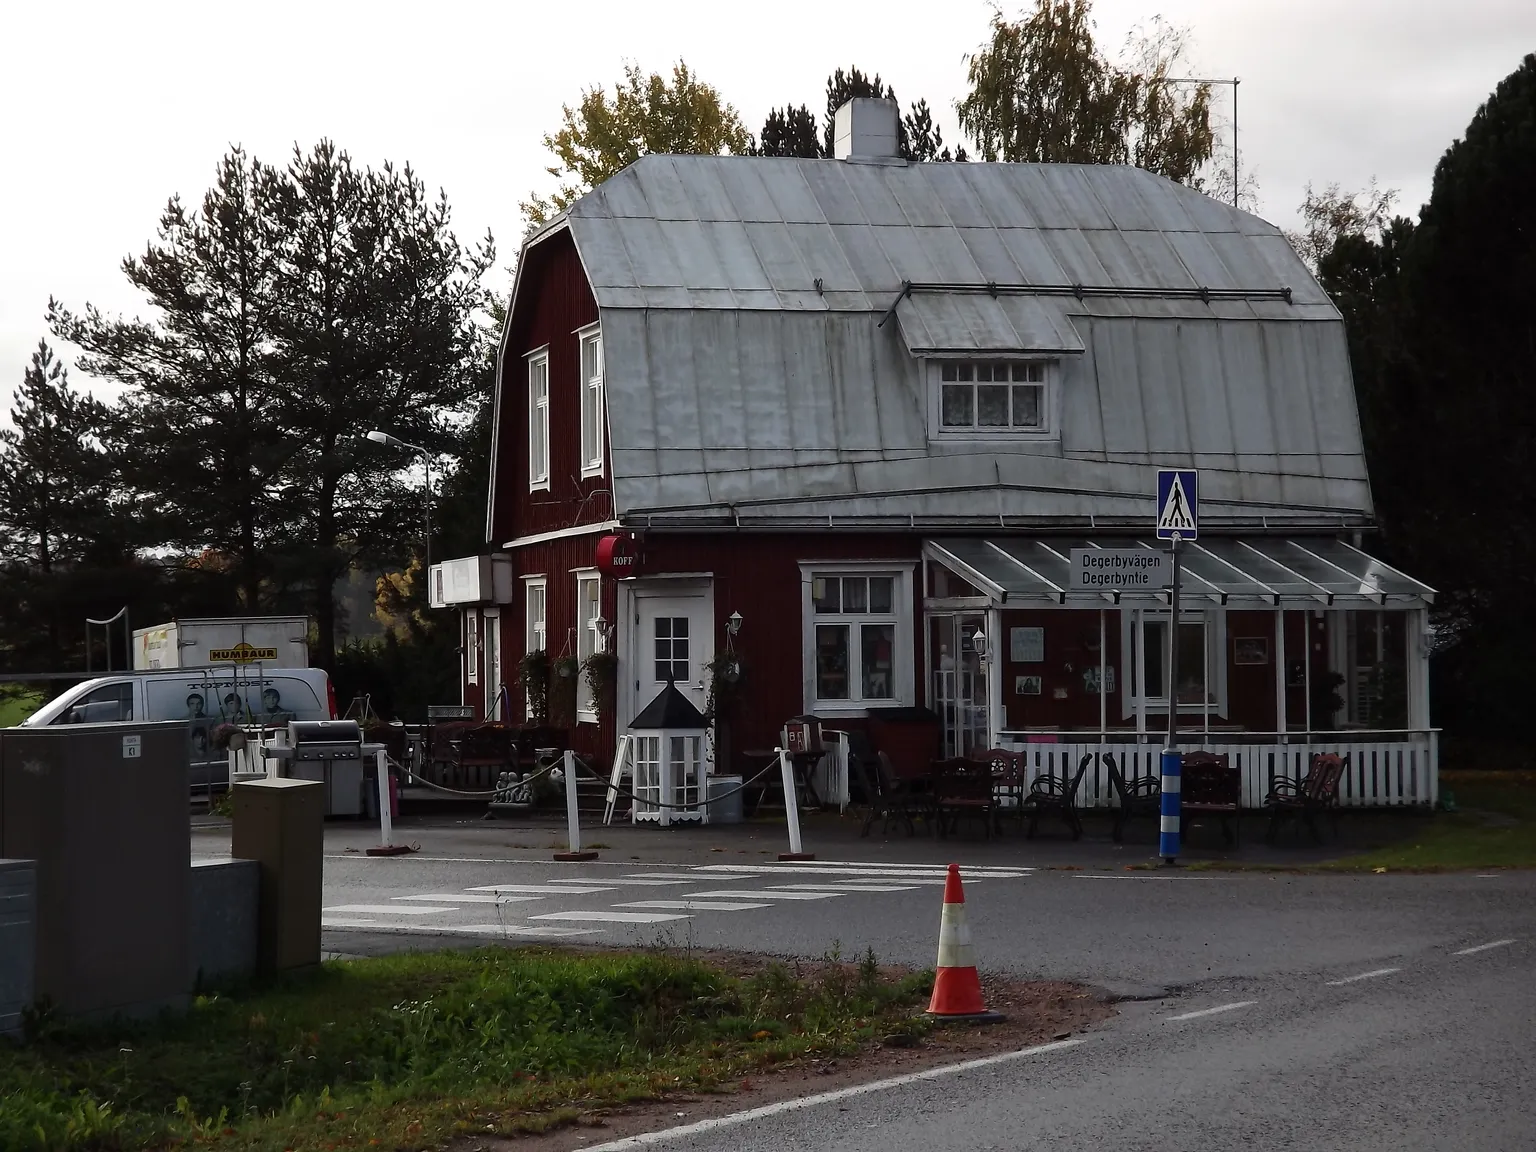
[727,610,744,636]
[972,629,989,660]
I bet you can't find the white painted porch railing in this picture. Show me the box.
[996,732,1439,810]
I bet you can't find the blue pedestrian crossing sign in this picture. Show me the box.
[1156,470,1198,540]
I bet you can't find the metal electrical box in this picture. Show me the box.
[0,723,190,1018]
[232,778,323,972]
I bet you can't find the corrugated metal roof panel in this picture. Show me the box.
[529,156,1372,527]
[926,536,1434,606]
[893,294,1086,354]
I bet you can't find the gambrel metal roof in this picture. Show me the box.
[507,155,1373,532]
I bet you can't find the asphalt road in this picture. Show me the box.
[600,939,1533,1152]
[188,819,1536,1150]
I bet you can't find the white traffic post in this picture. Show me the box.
[554,749,598,861]
[777,747,814,861]
[365,747,411,856]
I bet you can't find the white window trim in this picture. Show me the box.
[1120,608,1228,718]
[574,567,601,724]
[465,608,480,685]
[522,575,547,722]
[576,323,605,479]
[925,356,1059,442]
[798,561,916,716]
[527,346,550,492]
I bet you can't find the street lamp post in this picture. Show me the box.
[365,430,432,571]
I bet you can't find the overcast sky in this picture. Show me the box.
[2,0,1531,413]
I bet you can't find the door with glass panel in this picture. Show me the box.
[928,613,986,758]
[628,583,714,724]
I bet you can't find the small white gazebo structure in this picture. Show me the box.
[628,682,708,826]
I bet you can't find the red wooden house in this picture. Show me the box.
[429,98,1438,809]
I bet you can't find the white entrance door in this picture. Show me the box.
[622,580,715,727]
[483,609,504,721]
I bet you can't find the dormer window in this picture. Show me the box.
[936,360,1051,435]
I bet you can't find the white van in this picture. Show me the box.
[22,667,336,788]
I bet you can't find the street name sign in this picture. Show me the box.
[1069,549,1171,590]
[1156,469,1198,540]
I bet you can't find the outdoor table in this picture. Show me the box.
[743,748,822,810]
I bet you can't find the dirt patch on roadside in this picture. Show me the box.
[452,962,1113,1152]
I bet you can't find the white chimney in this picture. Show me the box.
[833,98,902,163]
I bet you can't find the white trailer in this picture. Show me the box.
[132,616,311,670]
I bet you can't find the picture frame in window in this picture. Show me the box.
[1015,675,1043,696]
[1233,637,1269,666]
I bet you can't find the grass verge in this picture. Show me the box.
[0,688,41,727]
[1,946,934,1152]
[1319,770,1536,871]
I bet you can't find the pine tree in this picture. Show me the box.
[754,105,823,158]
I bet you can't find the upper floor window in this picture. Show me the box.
[528,349,550,491]
[933,359,1053,438]
[578,326,604,478]
[575,569,602,720]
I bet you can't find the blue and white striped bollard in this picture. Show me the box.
[1160,748,1182,863]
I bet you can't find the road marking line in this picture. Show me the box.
[465,884,616,895]
[323,904,458,915]
[684,889,842,901]
[580,1037,1086,1151]
[547,878,695,886]
[328,920,599,939]
[393,894,541,904]
[770,884,920,893]
[615,900,772,911]
[691,865,1013,880]
[1166,1001,1257,1022]
[1454,939,1516,956]
[1325,967,1400,986]
[528,910,692,924]
[1072,874,1229,881]
[321,917,384,928]
[755,860,1031,874]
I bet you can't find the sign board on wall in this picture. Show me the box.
[1010,627,1044,663]
[1068,549,1171,590]
[596,534,643,579]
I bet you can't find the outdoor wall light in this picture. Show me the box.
[727,610,744,636]
[973,629,989,659]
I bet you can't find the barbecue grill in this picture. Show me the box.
[265,720,365,816]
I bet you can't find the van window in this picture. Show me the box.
[59,683,134,724]
[145,675,325,728]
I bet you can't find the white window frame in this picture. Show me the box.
[524,576,547,653]
[527,347,550,492]
[465,608,480,685]
[926,357,1058,441]
[799,561,916,716]
[574,567,601,723]
[577,323,605,479]
[522,575,547,721]
[1120,608,1228,717]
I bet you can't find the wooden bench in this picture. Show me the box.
[1021,754,1091,841]
[1264,753,1347,844]
[1104,752,1161,843]
[1181,752,1241,846]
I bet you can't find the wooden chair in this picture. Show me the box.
[1022,754,1092,840]
[979,748,1026,834]
[852,751,931,838]
[1104,751,1161,843]
[1181,752,1241,847]
[1264,753,1347,844]
[931,757,996,839]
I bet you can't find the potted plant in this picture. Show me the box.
[582,650,618,717]
[518,649,551,726]
[549,655,581,729]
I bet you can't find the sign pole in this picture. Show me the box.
[1161,534,1183,865]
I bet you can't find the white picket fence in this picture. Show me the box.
[997,732,1439,810]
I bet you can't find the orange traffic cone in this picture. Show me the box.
[927,863,1006,1023]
